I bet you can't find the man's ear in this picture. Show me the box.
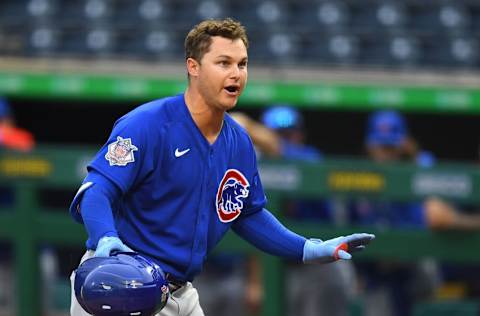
[186,57,200,77]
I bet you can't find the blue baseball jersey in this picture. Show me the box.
[81,94,267,281]
[280,140,322,162]
[346,153,435,229]
[346,199,426,229]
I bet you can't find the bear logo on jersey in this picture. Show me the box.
[216,169,250,223]
[105,136,138,166]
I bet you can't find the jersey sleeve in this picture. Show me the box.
[243,140,267,215]
[87,114,158,194]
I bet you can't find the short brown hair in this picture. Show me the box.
[185,18,249,62]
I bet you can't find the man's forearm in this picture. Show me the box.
[232,208,306,260]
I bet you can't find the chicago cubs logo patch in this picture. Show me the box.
[216,169,250,223]
[105,136,138,166]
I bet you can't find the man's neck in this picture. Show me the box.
[184,87,224,145]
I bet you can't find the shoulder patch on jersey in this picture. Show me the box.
[216,169,250,223]
[105,136,138,166]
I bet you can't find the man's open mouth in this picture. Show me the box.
[224,85,240,94]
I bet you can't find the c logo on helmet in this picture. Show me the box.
[216,169,250,223]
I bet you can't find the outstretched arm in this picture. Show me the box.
[232,208,375,263]
[425,197,480,230]
[232,208,306,260]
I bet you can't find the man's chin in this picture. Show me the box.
[220,98,239,111]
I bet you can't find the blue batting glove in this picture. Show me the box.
[303,233,375,264]
[94,236,134,257]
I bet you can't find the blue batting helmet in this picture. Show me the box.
[74,252,169,316]
[261,105,303,130]
[366,110,407,147]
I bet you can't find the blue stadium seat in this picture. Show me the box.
[195,0,228,20]
[302,31,359,66]
[422,34,479,69]
[387,34,420,66]
[267,32,300,62]
[115,26,183,61]
[58,27,115,57]
[438,3,470,31]
[83,0,112,20]
[247,28,300,65]
[375,1,407,30]
[0,0,477,69]
[171,0,229,27]
[359,32,421,69]
[26,0,57,18]
[27,26,58,56]
[326,33,359,65]
[85,28,115,55]
[410,1,469,34]
[449,36,478,67]
[291,0,350,32]
[232,0,291,32]
[113,0,173,30]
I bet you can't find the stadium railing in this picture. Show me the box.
[1,145,480,316]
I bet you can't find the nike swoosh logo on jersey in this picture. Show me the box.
[175,148,190,157]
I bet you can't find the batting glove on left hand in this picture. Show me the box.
[303,233,375,264]
[94,236,134,258]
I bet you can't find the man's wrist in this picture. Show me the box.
[95,231,119,247]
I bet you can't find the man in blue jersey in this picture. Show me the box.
[353,110,478,230]
[349,110,480,316]
[69,18,374,316]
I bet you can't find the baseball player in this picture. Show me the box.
[69,18,375,316]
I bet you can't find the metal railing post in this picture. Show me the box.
[15,182,40,316]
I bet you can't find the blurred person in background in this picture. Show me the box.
[349,109,480,316]
[0,96,36,209]
[0,97,36,207]
[0,97,35,152]
[360,110,480,231]
[0,99,59,314]
[0,97,35,313]
[193,251,254,316]
[232,105,357,316]
[233,105,321,161]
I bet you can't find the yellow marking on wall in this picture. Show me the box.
[328,171,385,191]
[0,158,52,177]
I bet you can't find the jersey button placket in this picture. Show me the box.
[198,148,214,252]
[196,149,212,258]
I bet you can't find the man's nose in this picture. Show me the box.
[230,65,240,78]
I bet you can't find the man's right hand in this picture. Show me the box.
[94,236,134,257]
